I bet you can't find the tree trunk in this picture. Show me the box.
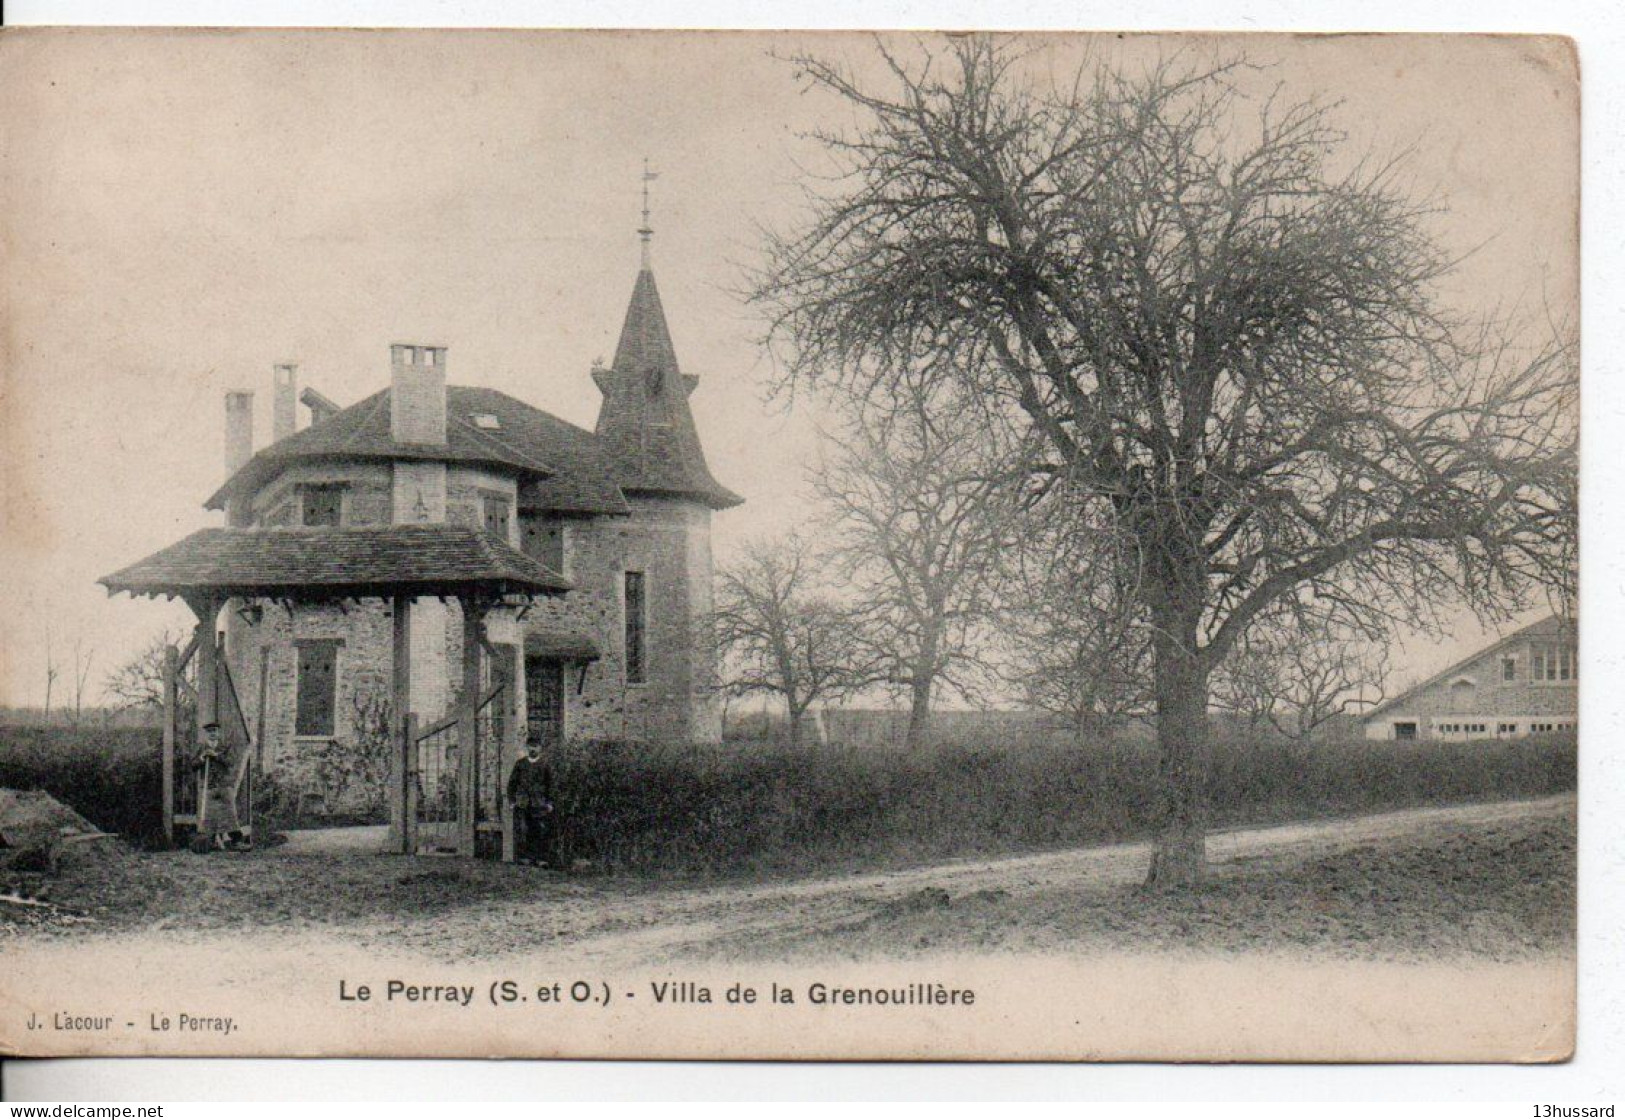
[786,701,804,751]
[904,674,933,750]
[1145,603,1211,890]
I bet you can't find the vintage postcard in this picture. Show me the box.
[0,28,1578,1061]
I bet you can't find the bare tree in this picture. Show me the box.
[71,636,95,727]
[1211,619,1389,742]
[42,623,59,725]
[715,535,881,749]
[1000,497,1152,742]
[102,630,179,712]
[753,39,1576,885]
[814,378,1023,748]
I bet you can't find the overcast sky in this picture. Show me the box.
[0,30,1577,709]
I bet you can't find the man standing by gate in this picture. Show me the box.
[506,730,554,867]
[194,720,251,853]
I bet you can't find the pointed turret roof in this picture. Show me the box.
[199,219,741,517]
[612,268,681,376]
[591,265,742,509]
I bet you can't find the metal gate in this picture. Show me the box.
[405,681,507,857]
[408,712,461,855]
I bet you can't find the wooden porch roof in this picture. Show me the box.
[100,525,571,602]
[524,629,602,662]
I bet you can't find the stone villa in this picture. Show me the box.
[103,233,740,847]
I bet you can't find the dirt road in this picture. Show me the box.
[2,794,1575,1060]
[11,794,1574,967]
[383,793,1575,965]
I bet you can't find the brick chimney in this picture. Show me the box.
[224,390,254,475]
[390,344,447,445]
[272,363,298,443]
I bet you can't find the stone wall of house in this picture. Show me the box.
[515,496,721,743]
[225,598,396,817]
[249,462,393,527]
[1364,637,1578,739]
[224,596,543,819]
[446,466,520,547]
[220,470,724,825]
[518,512,624,740]
[244,459,518,532]
[594,496,718,743]
[391,461,446,525]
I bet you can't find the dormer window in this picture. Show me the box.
[473,413,501,430]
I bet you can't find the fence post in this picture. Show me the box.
[403,712,419,855]
[389,594,411,853]
[162,644,178,846]
[242,757,253,841]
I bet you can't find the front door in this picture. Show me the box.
[526,656,565,748]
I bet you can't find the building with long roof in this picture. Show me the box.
[1361,614,1577,741]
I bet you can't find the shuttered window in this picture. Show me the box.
[624,570,647,684]
[300,485,344,527]
[481,491,511,542]
[295,640,341,737]
[521,517,566,573]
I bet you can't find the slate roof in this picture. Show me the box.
[205,264,741,513]
[614,267,683,375]
[1362,613,1576,721]
[450,387,632,515]
[204,388,589,512]
[589,268,744,509]
[204,378,740,513]
[100,525,571,601]
[524,629,602,662]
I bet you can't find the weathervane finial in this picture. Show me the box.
[638,158,659,268]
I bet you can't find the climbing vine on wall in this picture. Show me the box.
[306,689,394,818]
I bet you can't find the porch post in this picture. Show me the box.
[162,643,178,845]
[388,594,412,853]
[458,597,483,858]
[194,596,222,748]
[183,595,221,843]
[502,645,520,864]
